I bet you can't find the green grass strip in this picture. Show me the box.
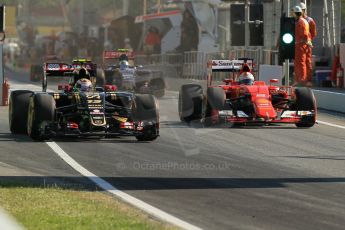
[0,186,176,230]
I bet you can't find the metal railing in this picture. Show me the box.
[134,48,279,80]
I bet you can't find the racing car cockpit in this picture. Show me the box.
[119,60,130,71]
[119,53,129,62]
[73,67,91,84]
[74,78,93,92]
[238,64,255,85]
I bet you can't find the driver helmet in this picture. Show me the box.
[75,78,93,92]
[292,5,302,13]
[119,54,129,62]
[119,60,129,70]
[78,67,90,79]
[299,3,306,10]
[238,64,254,85]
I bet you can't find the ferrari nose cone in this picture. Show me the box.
[254,98,277,120]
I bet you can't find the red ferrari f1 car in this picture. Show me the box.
[178,59,316,128]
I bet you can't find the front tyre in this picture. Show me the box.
[134,94,159,141]
[293,87,316,128]
[203,87,225,127]
[9,90,34,134]
[178,84,203,123]
[27,94,56,141]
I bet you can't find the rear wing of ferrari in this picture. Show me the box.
[207,59,254,72]
[206,58,255,87]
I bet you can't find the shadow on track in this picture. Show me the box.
[0,133,33,142]
[1,176,345,191]
[0,132,150,143]
[160,120,301,130]
[52,137,141,144]
[277,155,345,161]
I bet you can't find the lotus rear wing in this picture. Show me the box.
[44,63,73,76]
[42,63,74,92]
[43,62,97,92]
[44,61,96,75]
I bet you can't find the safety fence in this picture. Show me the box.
[11,48,278,81]
[135,48,279,80]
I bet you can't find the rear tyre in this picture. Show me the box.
[9,90,34,134]
[27,94,56,141]
[151,78,165,98]
[96,68,105,86]
[178,84,203,123]
[294,87,316,128]
[134,94,159,141]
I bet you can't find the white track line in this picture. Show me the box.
[313,89,345,96]
[45,141,202,230]
[317,120,345,129]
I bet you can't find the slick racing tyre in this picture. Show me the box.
[27,94,56,141]
[9,90,34,134]
[294,87,316,128]
[150,78,165,98]
[178,84,203,123]
[203,87,225,127]
[206,87,225,111]
[134,94,159,141]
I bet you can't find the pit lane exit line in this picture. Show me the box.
[45,141,202,230]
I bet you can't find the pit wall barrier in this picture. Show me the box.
[313,89,345,113]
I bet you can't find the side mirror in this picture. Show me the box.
[95,87,105,92]
[223,79,233,85]
[64,85,72,92]
[58,84,72,91]
[104,85,117,92]
[270,79,279,84]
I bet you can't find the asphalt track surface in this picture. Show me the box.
[1,68,345,230]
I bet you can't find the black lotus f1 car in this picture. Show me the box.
[9,62,159,141]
